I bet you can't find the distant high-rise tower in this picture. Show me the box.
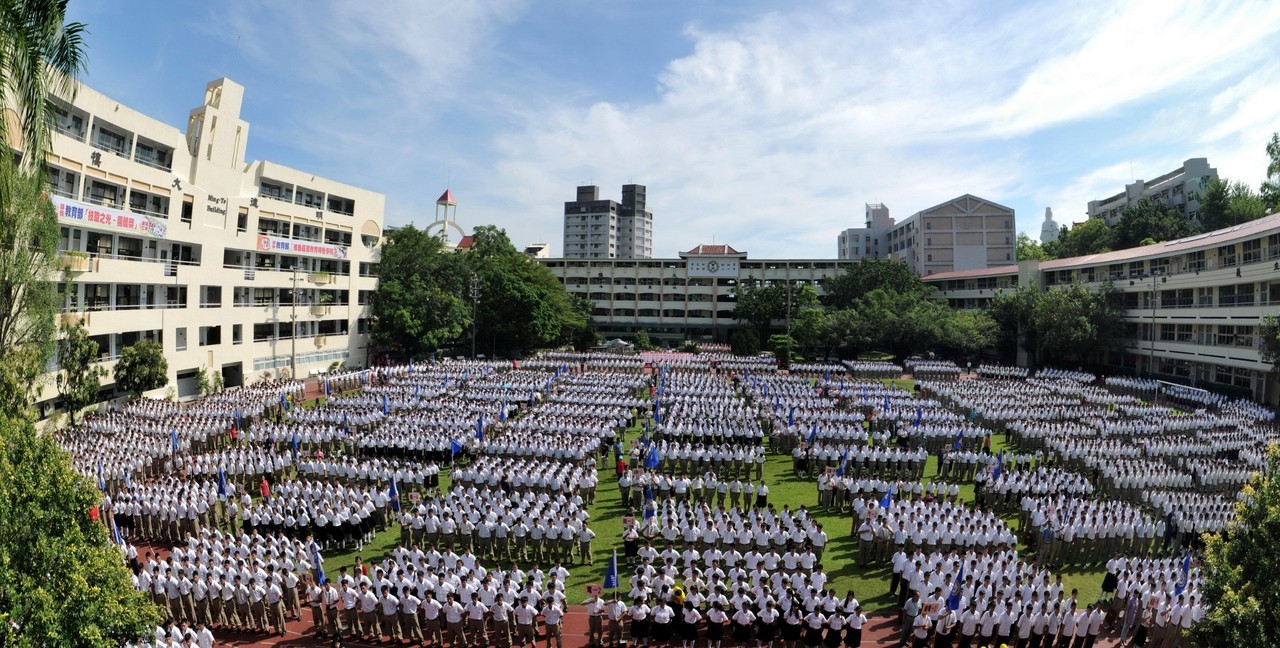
[1040,207,1060,243]
[562,184,653,258]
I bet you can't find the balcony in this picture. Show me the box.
[308,271,334,285]
[56,253,93,273]
[310,304,332,317]
[90,134,130,160]
[58,312,89,327]
[133,149,171,171]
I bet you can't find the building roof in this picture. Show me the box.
[455,235,474,250]
[915,193,1014,216]
[1040,210,1280,269]
[436,189,456,205]
[923,264,1019,281]
[682,244,743,256]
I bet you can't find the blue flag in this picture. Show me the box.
[113,524,124,545]
[313,544,326,585]
[993,450,1004,480]
[808,422,818,444]
[1175,551,1191,596]
[654,403,662,424]
[325,379,331,396]
[290,432,300,462]
[382,393,390,415]
[880,485,894,510]
[500,400,507,422]
[883,395,890,410]
[948,565,965,610]
[450,438,463,456]
[280,393,287,410]
[389,478,400,512]
[604,550,620,590]
[824,369,830,382]
[837,449,848,477]
[953,429,964,450]
[915,406,922,424]
[476,416,484,440]
[788,407,795,427]
[645,445,660,469]
[170,429,179,455]
[217,468,228,500]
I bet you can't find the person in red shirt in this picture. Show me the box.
[260,476,271,499]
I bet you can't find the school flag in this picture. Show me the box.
[604,551,620,589]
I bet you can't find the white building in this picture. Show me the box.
[33,77,383,413]
[562,184,653,259]
[924,210,1280,403]
[540,244,854,343]
[1087,157,1218,226]
[836,196,1016,275]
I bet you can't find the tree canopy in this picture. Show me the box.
[55,316,104,425]
[1113,198,1190,249]
[821,257,924,309]
[1015,233,1048,262]
[1042,218,1115,259]
[1194,445,1280,645]
[1262,131,1280,213]
[113,340,168,399]
[987,283,1124,366]
[370,224,594,359]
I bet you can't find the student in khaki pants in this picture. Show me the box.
[543,601,565,648]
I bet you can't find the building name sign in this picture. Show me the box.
[206,194,228,216]
[52,195,168,239]
[257,234,348,259]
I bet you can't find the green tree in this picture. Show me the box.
[1016,232,1049,261]
[938,309,999,356]
[1114,198,1192,249]
[369,225,470,359]
[0,0,88,172]
[731,282,786,335]
[1259,314,1280,371]
[54,315,103,425]
[113,339,167,399]
[791,306,827,358]
[853,289,951,362]
[769,334,798,368]
[1031,284,1124,366]
[563,294,598,351]
[0,415,162,645]
[821,308,872,359]
[1200,178,1269,232]
[988,285,1040,364]
[1262,132,1280,212]
[469,225,582,356]
[1043,219,1115,259]
[729,328,760,356]
[1193,445,1280,645]
[822,257,924,309]
[633,329,655,351]
[195,365,211,397]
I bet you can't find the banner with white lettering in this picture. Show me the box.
[257,234,348,259]
[52,195,168,239]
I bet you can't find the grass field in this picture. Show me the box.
[316,412,1105,612]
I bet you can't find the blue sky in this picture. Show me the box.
[67,0,1280,258]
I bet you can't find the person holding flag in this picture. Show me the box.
[388,478,401,514]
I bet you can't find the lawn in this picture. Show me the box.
[313,402,1105,612]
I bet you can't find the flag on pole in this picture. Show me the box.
[325,379,331,396]
[837,449,848,477]
[953,429,964,450]
[788,407,795,427]
[313,544,326,585]
[883,395,890,410]
[992,450,1004,480]
[653,403,662,424]
[500,401,507,422]
[217,468,228,500]
[1175,551,1192,596]
[808,422,818,444]
[645,444,660,469]
[880,484,894,510]
[947,565,965,610]
[382,393,389,415]
[389,478,401,512]
[450,438,464,456]
[290,432,300,462]
[604,551,620,590]
[476,416,484,440]
[824,369,830,382]
[170,429,179,455]
[113,523,124,545]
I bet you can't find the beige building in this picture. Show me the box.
[33,77,383,412]
[1087,157,1217,226]
[836,195,1015,276]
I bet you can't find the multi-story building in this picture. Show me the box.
[835,196,1015,275]
[32,77,384,412]
[1087,157,1218,226]
[924,210,1280,403]
[540,244,854,343]
[562,184,653,259]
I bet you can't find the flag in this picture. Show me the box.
[773,397,779,413]
[113,524,124,545]
[290,432,300,462]
[450,438,464,456]
[915,407,922,424]
[992,450,1004,480]
[313,544,326,585]
[1175,551,1191,596]
[500,401,508,422]
[808,422,818,444]
[883,395,890,410]
[654,403,662,424]
[279,393,287,410]
[389,478,401,512]
[170,429,179,455]
[325,379,331,396]
[824,369,830,382]
[217,468,228,500]
[476,416,485,440]
[953,429,964,450]
[880,485,894,510]
[947,565,965,610]
[837,449,848,477]
[382,393,389,415]
[788,407,795,427]
[645,445,660,469]
[124,471,131,488]
[604,551,620,590]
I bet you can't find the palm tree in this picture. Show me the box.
[0,0,88,171]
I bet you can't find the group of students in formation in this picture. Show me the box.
[68,352,1276,648]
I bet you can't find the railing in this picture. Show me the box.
[133,153,171,171]
[199,302,222,309]
[128,204,169,219]
[78,301,186,312]
[326,205,353,216]
[82,194,123,209]
[90,138,130,159]
[52,122,85,142]
[49,186,77,199]
[258,189,293,203]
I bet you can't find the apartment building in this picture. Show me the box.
[1087,157,1218,226]
[562,184,653,259]
[924,212,1280,403]
[540,244,854,343]
[835,196,1015,275]
[34,77,383,411]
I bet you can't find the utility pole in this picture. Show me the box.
[1148,271,1161,385]
[470,274,481,358]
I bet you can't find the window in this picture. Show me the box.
[175,327,187,351]
[233,324,243,345]
[181,200,193,224]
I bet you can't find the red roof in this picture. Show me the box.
[436,189,456,205]
[455,235,474,250]
[922,264,1019,281]
[683,244,742,256]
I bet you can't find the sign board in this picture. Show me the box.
[585,585,603,596]
[257,234,348,259]
[52,195,168,238]
[622,516,636,529]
